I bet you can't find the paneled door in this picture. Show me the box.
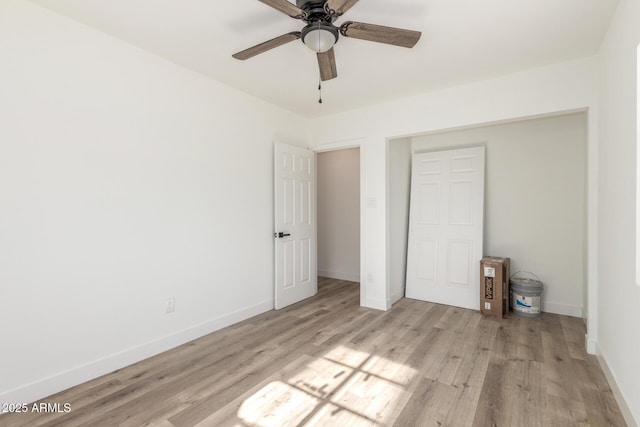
[274,142,317,309]
[405,146,485,310]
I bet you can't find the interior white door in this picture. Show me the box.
[274,142,317,310]
[405,146,485,310]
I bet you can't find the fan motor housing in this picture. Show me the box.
[297,0,333,23]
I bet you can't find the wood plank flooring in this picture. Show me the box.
[0,278,626,426]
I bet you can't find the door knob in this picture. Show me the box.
[275,232,291,238]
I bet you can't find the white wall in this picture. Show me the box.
[597,0,640,424]
[309,56,599,313]
[0,0,308,403]
[387,138,412,304]
[412,113,587,317]
[317,148,360,282]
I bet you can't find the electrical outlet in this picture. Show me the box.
[166,298,175,314]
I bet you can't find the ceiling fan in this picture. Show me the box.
[232,0,422,82]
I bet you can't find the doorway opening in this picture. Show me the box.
[388,112,588,317]
[317,147,361,299]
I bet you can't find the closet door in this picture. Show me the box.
[405,146,485,310]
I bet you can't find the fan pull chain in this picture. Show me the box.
[318,80,323,104]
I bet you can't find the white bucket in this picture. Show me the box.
[510,271,543,317]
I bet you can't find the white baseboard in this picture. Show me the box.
[362,296,388,311]
[0,299,274,405]
[318,269,360,283]
[388,287,405,307]
[596,344,638,427]
[585,333,597,355]
[542,300,583,318]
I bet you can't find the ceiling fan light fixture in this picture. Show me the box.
[301,22,338,53]
[233,0,422,86]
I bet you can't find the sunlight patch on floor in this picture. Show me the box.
[238,381,319,427]
[237,345,417,426]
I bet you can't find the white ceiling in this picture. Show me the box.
[29,0,618,118]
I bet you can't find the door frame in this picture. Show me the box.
[312,139,366,307]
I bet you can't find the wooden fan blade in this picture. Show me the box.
[317,48,337,81]
[325,0,360,17]
[340,21,421,48]
[257,0,306,19]
[232,32,301,60]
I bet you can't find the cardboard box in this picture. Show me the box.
[480,257,511,319]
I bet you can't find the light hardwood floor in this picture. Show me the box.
[0,278,626,426]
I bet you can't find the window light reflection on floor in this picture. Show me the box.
[236,345,417,426]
